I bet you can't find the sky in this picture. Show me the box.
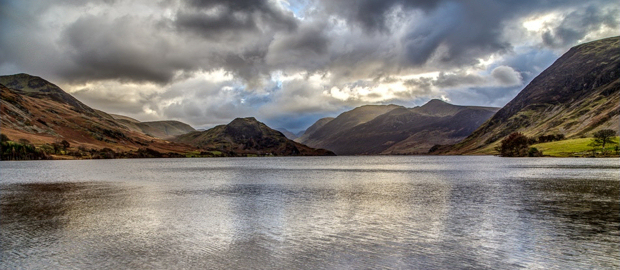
[1,0,618,132]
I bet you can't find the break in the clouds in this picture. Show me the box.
[0,0,618,132]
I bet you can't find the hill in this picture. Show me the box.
[1,74,195,158]
[297,100,498,155]
[0,73,96,116]
[174,117,335,156]
[446,36,620,154]
[109,114,195,139]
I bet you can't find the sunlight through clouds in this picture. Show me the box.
[0,0,617,131]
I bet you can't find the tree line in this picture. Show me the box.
[1,133,184,160]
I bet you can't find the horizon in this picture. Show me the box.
[1,0,618,132]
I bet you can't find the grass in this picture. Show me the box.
[531,137,619,157]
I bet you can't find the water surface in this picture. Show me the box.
[1,156,618,269]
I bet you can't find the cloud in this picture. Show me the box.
[0,0,618,131]
[491,66,522,86]
[541,5,619,48]
[265,22,331,71]
[60,15,193,84]
[175,0,297,38]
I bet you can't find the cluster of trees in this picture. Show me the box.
[496,132,568,157]
[537,134,565,143]
[496,132,542,157]
[1,134,49,160]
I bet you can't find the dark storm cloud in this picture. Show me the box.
[318,0,601,68]
[401,0,511,67]
[266,22,331,70]
[320,0,441,32]
[176,0,297,38]
[59,15,193,84]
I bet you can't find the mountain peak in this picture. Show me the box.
[421,99,451,107]
[412,99,461,117]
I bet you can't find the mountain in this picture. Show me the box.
[0,73,96,116]
[294,117,334,143]
[110,114,195,139]
[174,117,335,156]
[298,100,498,155]
[445,36,620,154]
[275,127,299,140]
[296,105,401,148]
[1,74,194,156]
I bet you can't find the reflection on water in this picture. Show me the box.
[1,156,619,269]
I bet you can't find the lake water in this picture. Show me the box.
[1,156,618,269]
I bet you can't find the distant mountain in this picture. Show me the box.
[296,105,401,148]
[275,127,298,140]
[174,117,335,156]
[298,100,498,155]
[445,36,620,154]
[0,74,194,155]
[110,114,195,139]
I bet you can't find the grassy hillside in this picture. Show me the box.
[532,137,619,157]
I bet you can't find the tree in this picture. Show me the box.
[0,133,10,142]
[497,132,530,157]
[590,129,618,154]
[60,140,70,150]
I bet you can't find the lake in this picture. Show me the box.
[1,156,618,269]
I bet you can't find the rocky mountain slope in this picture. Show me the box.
[174,117,335,156]
[0,74,192,154]
[446,36,620,154]
[297,100,498,155]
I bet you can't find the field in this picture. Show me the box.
[532,137,619,157]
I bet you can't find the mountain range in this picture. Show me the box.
[2,36,618,158]
[296,101,498,155]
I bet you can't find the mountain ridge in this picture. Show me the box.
[297,100,498,155]
[444,35,620,154]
